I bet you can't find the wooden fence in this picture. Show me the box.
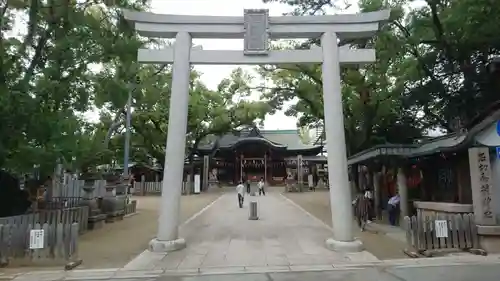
[54,179,107,198]
[133,181,187,195]
[0,207,89,235]
[403,213,481,256]
[0,222,80,264]
[41,197,84,209]
[124,200,137,216]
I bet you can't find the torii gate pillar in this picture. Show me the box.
[148,32,192,252]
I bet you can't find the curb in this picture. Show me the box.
[10,255,500,280]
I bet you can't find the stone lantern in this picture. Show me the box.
[101,172,127,222]
[80,173,106,230]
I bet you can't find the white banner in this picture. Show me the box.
[194,174,200,194]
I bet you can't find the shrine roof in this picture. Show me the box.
[196,128,322,153]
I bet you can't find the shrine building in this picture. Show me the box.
[194,127,325,185]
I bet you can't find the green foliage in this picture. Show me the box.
[0,0,147,176]
[261,0,500,155]
[258,0,423,155]
[396,0,500,129]
[127,67,272,167]
[0,0,271,176]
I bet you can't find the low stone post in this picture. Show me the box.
[141,174,146,196]
[249,201,259,220]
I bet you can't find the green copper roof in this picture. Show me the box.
[196,127,322,152]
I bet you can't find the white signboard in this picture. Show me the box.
[434,220,448,238]
[308,174,314,188]
[194,174,201,194]
[29,229,44,249]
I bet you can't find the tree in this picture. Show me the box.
[116,67,270,176]
[0,0,149,177]
[187,68,271,154]
[258,0,423,155]
[298,126,313,144]
[394,0,500,131]
[266,0,500,133]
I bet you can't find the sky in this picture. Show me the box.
[148,0,360,131]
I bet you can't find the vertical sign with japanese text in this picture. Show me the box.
[29,229,44,249]
[468,147,497,225]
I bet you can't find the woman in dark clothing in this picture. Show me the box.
[246,179,251,194]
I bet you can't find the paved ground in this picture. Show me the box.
[283,189,408,259]
[124,190,378,272]
[77,193,222,269]
[6,255,500,280]
[0,192,222,274]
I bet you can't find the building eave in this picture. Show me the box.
[347,107,500,165]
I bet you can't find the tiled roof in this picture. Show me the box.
[196,128,322,152]
[260,130,318,150]
[347,107,500,165]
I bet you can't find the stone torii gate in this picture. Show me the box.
[124,9,390,253]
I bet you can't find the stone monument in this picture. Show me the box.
[80,173,106,230]
[101,173,127,223]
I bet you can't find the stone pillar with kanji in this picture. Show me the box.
[468,147,497,225]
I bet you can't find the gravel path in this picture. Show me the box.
[76,192,222,269]
[283,190,408,260]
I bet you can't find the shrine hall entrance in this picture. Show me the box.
[240,158,266,182]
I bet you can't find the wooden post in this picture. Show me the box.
[297,155,303,191]
[240,154,244,182]
[373,171,380,219]
[269,151,273,185]
[397,166,409,219]
[264,153,267,184]
[352,164,359,192]
[203,155,209,191]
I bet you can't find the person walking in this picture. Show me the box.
[387,192,401,226]
[258,177,266,196]
[246,178,251,194]
[353,190,371,231]
[236,181,245,208]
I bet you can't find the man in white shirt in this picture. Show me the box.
[257,177,266,196]
[387,193,401,225]
[236,181,245,208]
